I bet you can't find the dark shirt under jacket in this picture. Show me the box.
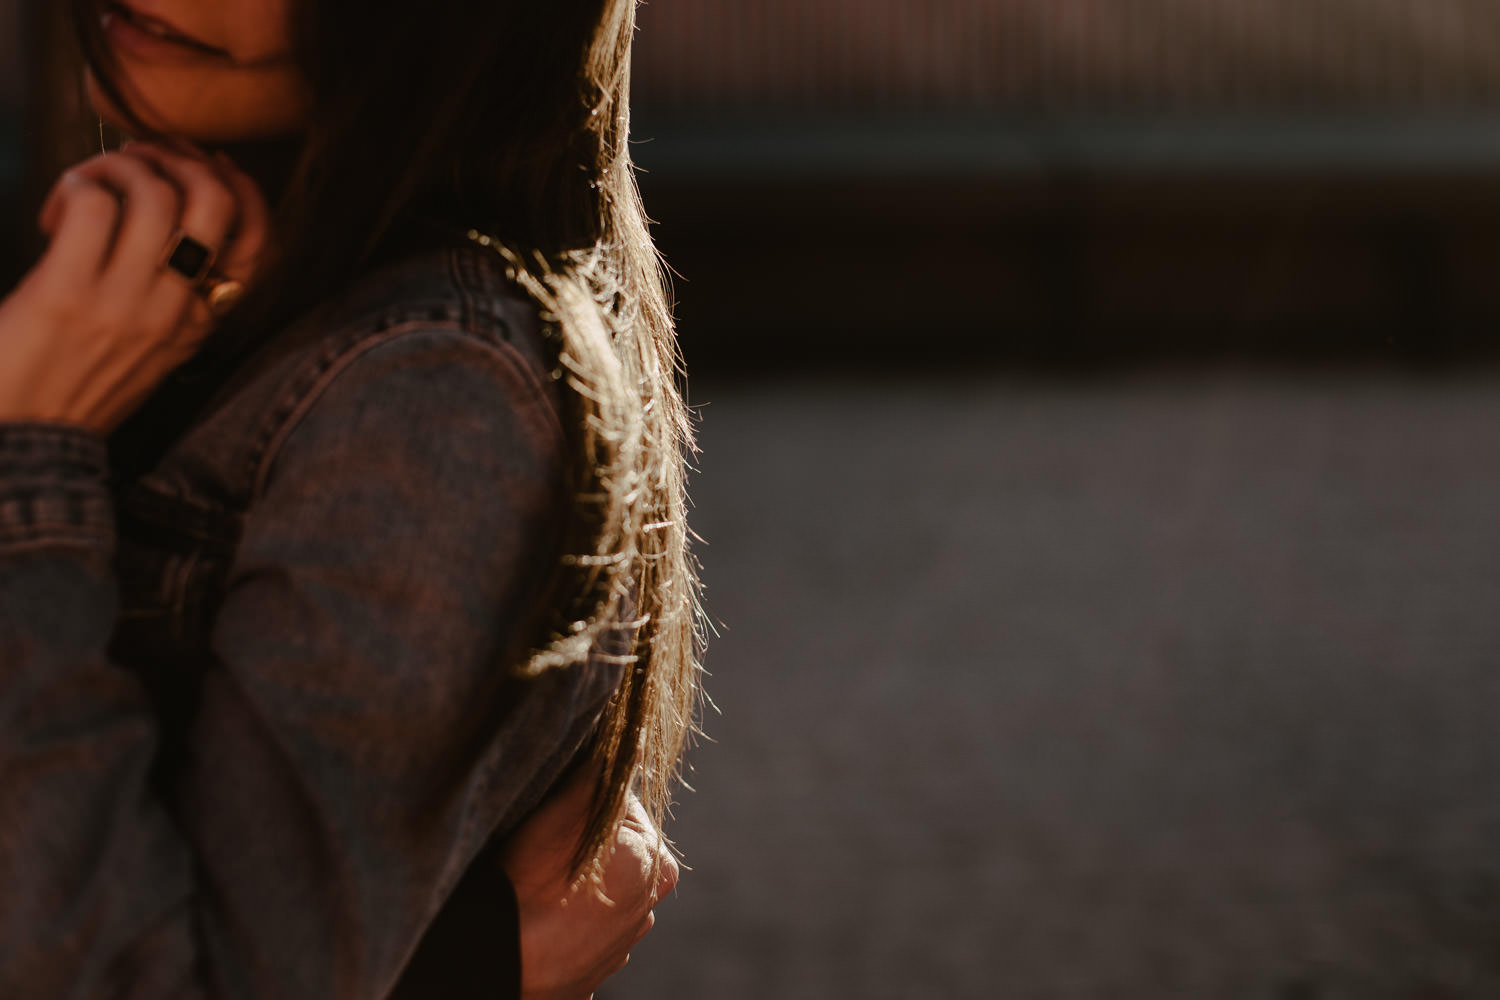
[0,236,621,998]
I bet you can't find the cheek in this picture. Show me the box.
[86,65,310,143]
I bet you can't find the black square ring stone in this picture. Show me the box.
[164,233,215,283]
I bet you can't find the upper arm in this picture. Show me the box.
[179,328,590,997]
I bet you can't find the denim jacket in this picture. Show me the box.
[0,234,623,998]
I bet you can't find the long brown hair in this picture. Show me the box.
[68,0,704,871]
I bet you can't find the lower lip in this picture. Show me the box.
[102,9,230,66]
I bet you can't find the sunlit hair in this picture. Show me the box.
[69,0,704,873]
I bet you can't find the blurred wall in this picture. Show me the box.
[635,1,1500,108]
[0,0,22,120]
[629,1,1500,375]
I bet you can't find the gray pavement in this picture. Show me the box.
[603,367,1500,1000]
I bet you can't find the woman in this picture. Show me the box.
[0,0,702,996]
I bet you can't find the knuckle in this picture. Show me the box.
[139,174,182,212]
[656,854,680,897]
[198,186,238,227]
[170,157,233,208]
[68,183,119,224]
[111,151,177,203]
[51,173,93,212]
[171,150,216,179]
[64,153,111,178]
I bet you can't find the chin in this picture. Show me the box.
[85,68,188,141]
[83,66,309,145]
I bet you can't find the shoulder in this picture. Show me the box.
[252,307,565,505]
[215,248,580,718]
[168,243,568,506]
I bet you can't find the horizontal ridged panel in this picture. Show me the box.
[635,1,1500,108]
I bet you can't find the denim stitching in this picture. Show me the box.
[248,322,564,501]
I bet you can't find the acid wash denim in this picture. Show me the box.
[0,238,623,999]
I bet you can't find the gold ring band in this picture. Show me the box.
[200,275,245,317]
[161,230,243,317]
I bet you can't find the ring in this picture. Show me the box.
[160,231,243,317]
[200,274,246,317]
[160,230,217,284]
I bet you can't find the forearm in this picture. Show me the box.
[0,422,206,997]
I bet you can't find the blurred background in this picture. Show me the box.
[7,2,1500,997]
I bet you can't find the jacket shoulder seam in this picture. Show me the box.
[245,321,563,501]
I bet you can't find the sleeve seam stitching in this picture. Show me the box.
[248,322,561,500]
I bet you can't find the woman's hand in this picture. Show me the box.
[0,140,269,434]
[502,763,680,1000]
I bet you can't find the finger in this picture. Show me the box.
[58,150,185,296]
[39,151,117,237]
[654,844,680,900]
[116,142,245,329]
[37,151,114,236]
[36,171,123,290]
[634,909,655,945]
[620,793,677,901]
[120,142,239,264]
[207,150,272,283]
[38,174,65,236]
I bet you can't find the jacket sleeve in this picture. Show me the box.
[0,327,599,999]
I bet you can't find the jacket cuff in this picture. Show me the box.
[0,423,114,553]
